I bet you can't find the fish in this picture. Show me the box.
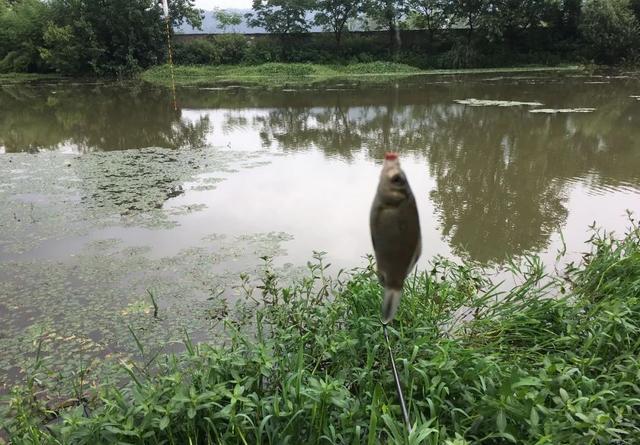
[370,152,421,324]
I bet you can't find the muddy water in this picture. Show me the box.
[1,72,640,391]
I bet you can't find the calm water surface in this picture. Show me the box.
[1,71,639,389]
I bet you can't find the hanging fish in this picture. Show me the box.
[370,152,421,324]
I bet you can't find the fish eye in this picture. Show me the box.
[390,174,404,185]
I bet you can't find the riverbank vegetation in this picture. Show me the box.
[142,62,581,86]
[3,222,640,443]
[1,0,639,78]
[174,0,640,69]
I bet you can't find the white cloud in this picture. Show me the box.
[194,0,252,9]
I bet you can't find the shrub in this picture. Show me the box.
[439,42,484,69]
[174,35,258,65]
[209,34,249,64]
[39,22,101,76]
[174,39,221,65]
[243,38,282,64]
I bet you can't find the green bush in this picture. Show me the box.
[580,0,640,63]
[39,21,103,76]
[170,31,586,70]
[174,35,249,65]
[439,43,484,69]
[174,39,221,65]
[209,34,249,64]
[243,37,282,64]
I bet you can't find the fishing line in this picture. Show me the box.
[383,323,412,433]
[162,0,177,111]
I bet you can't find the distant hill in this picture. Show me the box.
[176,9,324,34]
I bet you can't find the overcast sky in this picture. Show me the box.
[194,0,252,9]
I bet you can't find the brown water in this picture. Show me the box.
[1,71,640,391]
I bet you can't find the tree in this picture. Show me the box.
[214,8,243,33]
[41,0,164,76]
[314,0,362,49]
[0,0,50,72]
[483,0,562,41]
[630,0,640,21]
[40,20,101,75]
[362,0,405,51]
[0,0,202,75]
[449,0,489,41]
[558,0,582,37]
[246,0,311,34]
[41,0,203,76]
[167,0,204,30]
[406,0,448,38]
[580,0,639,63]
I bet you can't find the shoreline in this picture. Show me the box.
[0,73,65,84]
[140,62,585,87]
[3,224,640,443]
[0,63,597,87]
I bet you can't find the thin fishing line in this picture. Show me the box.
[383,323,412,433]
[164,7,177,111]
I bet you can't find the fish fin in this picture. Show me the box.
[406,238,421,276]
[381,288,402,324]
[376,270,386,287]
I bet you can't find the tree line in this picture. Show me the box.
[244,0,639,56]
[179,0,638,69]
[1,0,639,76]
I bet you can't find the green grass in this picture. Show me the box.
[3,222,640,444]
[141,62,583,87]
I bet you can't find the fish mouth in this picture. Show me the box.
[382,190,408,205]
[391,185,410,197]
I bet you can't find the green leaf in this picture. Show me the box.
[497,410,507,433]
[159,416,170,430]
[367,385,382,445]
[512,377,542,388]
[530,407,539,426]
[559,388,569,402]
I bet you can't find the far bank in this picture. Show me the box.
[141,62,585,87]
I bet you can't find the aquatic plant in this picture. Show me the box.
[3,222,640,444]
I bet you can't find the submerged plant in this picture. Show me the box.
[3,223,640,444]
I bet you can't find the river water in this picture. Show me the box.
[1,71,639,391]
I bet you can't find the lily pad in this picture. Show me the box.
[455,99,543,107]
[529,108,596,114]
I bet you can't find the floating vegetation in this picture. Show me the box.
[529,107,596,114]
[454,98,543,107]
[3,224,640,444]
[0,231,297,396]
[0,147,272,256]
[0,146,303,396]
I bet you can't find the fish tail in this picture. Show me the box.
[381,288,402,324]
